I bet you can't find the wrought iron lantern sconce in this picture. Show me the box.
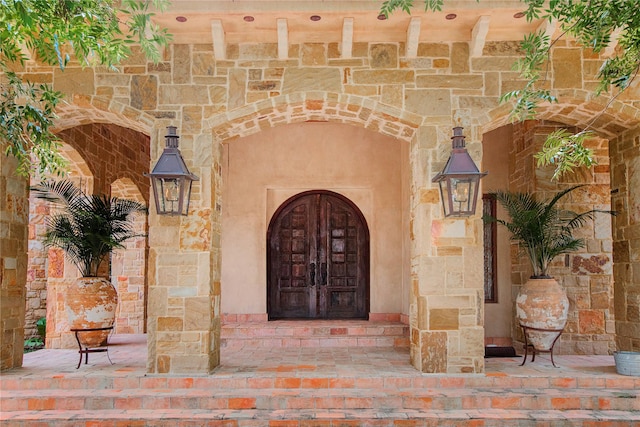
[146,126,199,216]
[432,127,487,217]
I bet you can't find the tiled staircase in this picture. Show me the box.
[220,320,411,350]
[2,320,640,426]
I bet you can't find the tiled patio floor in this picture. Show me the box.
[3,333,620,379]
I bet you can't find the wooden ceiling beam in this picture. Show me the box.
[277,18,289,59]
[470,16,490,57]
[342,17,354,58]
[211,20,226,59]
[406,17,421,58]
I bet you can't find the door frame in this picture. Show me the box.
[266,189,370,320]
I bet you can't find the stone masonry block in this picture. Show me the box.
[429,308,459,330]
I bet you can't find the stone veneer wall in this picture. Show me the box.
[610,127,640,352]
[510,121,614,355]
[0,148,29,370]
[111,179,148,334]
[24,197,48,338]
[2,30,638,372]
[56,123,150,198]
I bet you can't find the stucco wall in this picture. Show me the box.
[482,125,513,341]
[221,122,409,317]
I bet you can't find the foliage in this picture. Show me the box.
[24,336,44,353]
[36,317,46,339]
[484,186,614,278]
[0,0,172,177]
[380,0,640,179]
[31,180,147,277]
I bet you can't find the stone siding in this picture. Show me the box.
[610,127,640,352]
[1,147,29,370]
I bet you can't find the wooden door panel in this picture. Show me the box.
[268,199,316,319]
[268,191,368,320]
[322,196,368,319]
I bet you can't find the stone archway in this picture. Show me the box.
[481,94,640,354]
[25,145,93,346]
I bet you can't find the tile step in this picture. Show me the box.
[2,408,639,426]
[221,322,409,338]
[221,321,410,349]
[3,387,638,412]
[3,372,639,391]
[221,336,410,349]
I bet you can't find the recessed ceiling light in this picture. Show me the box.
[310,15,321,21]
[513,11,526,18]
[176,16,187,23]
[445,13,457,20]
[243,16,254,22]
[377,14,387,21]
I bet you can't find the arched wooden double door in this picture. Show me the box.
[267,191,370,320]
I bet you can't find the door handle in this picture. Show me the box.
[321,262,327,286]
[310,262,316,286]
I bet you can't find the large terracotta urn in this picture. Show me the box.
[65,277,118,347]
[515,277,569,351]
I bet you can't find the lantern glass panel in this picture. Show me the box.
[159,178,181,214]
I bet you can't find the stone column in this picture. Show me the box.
[610,128,640,352]
[409,125,485,374]
[146,128,222,374]
[0,149,29,370]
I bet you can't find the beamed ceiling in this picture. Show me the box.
[153,1,558,58]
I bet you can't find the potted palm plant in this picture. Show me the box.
[485,185,614,354]
[31,180,146,347]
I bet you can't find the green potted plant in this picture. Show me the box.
[31,180,146,347]
[485,185,614,355]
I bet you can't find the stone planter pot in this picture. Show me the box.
[65,277,118,347]
[614,351,640,376]
[516,277,569,351]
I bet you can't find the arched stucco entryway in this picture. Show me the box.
[220,122,409,322]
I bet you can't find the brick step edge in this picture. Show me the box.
[3,376,639,391]
[3,389,638,412]
[221,326,410,338]
[220,337,410,348]
[2,408,640,424]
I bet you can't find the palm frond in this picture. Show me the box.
[485,186,614,278]
[31,180,147,277]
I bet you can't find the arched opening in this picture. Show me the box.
[220,121,410,322]
[25,122,151,349]
[267,190,370,319]
[25,145,93,345]
[482,120,614,355]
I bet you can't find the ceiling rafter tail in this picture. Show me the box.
[19,42,33,62]
[603,27,623,58]
[470,16,491,58]
[537,19,558,43]
[277,18,289,60]
[406,17,421,58]
[211,20,226,60]
[144,27,165,61]
[342,17,354,59]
